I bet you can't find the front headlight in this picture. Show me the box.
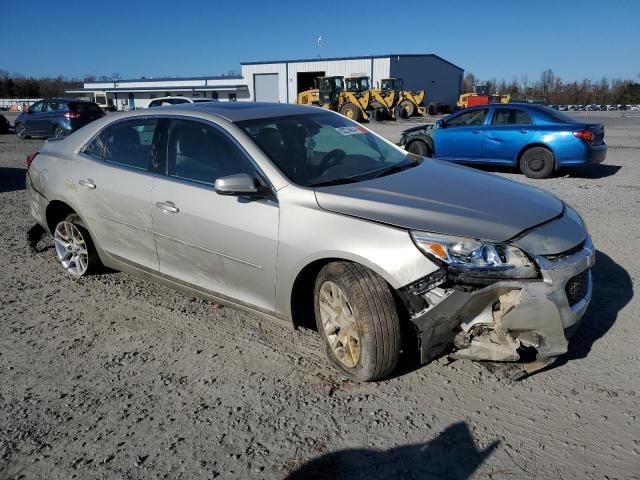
[411,232,538,280]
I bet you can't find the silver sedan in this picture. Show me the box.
[26,102,595,381]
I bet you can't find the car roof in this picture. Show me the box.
[158,101,324,122]
[43,98,96,103]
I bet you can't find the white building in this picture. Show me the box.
[67,53,463,110]
[67,75,249,110]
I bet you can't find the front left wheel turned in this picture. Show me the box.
[53,213,99,277]
[314,261,401,381]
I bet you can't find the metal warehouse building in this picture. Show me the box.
[68,53,463,110]
[242,54,464,109]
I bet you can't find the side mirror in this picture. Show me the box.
[436,119,445,129]
[214,173,260,196]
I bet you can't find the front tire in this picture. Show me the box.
[407,139,432,157]
[314,262,401,381]
[53,213,99,277]
[519,146,555,179]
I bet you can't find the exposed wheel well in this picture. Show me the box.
[45,200,75,233]
[517,143,556,169]
[290,259,337,331]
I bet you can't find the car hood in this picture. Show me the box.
[314,159,564,243]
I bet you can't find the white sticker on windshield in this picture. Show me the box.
[335,126,366,136]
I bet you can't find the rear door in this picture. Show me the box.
[151,117,279,313]
[482,107,534,164]
[72,117,161,270]
[434,108,488,161]
[42,100,62,135]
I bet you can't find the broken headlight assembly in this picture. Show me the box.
[410,232,538,281]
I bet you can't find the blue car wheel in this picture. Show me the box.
[519,147,554,179]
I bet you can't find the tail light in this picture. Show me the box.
[573,129,594,142]
[26,151,39,169]
[64,111,81,119]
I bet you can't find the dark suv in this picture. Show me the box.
[15,98,104,139]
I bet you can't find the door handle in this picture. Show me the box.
[471,130,482,134]
[518,129,530,134]
[156,201,179,213]
[78,179,96,189]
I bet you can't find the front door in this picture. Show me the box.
[24,100,46,134]
[72,118,161,270]
[151,118,279,313]
[435,108,488,161]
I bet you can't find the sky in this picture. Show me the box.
[3,0,639,82]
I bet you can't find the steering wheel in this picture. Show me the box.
[317,149,346,175]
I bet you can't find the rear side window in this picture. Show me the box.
[104,119,158,170]
[166,119,254,185]
[491,108,533,125]
[69,102,102,113]
[45,101,61,112]
[445,109,486,127]
[84,129,108,159]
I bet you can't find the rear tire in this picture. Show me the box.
[53,125,65,138]
[314,261,401,382]
[407,139,432,157]
[519,146,555,179]
[399,100,415,117]
[53,213,100,277]
[339,103,362,122]
[15,122,28,139]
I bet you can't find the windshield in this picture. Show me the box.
[236,112,419,187]
[347,78,370,92]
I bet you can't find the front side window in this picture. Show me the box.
[29,101,44,113]
[104,119,158,170]
[237,112,418,187]
[445,109,487,127]
[166,119,255,185]
[491,108,533,125]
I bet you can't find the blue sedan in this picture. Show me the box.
[399,103,607,178]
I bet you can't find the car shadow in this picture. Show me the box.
[0,167,26,193]
[557,164,622,179]
[559,250,633,364]
[285,421,499,480]
[454,162,622,180]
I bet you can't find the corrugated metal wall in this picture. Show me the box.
[241,63,288,103]
[389,56,463,109]
[242,58,390,103]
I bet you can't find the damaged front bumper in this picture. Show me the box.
[403,236,595,370]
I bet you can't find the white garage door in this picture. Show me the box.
[254,74,280,103]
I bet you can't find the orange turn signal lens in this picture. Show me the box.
[423,242,449,261]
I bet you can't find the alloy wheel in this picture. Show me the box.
[53,221,89,276]
[15,123,26,138]
[318,281,361,368]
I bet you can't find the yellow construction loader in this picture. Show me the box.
[345,76,396,120]
[379,78,426,117]
[296,76,369,121]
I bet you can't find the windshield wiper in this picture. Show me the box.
[307,177,360,188]
[372,160,418,179]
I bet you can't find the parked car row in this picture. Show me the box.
[25,102,595,381]
[399,103,606,179]
[549,104,640,111]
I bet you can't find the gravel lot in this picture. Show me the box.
[1,111,639,479]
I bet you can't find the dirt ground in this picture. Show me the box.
[1,112,639,479]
